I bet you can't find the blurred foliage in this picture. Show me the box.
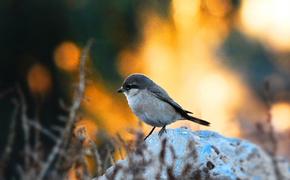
[1,0,290,178]
[0,1,170,178]
[0,0,167,140]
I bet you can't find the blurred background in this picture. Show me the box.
[1,0,290,178]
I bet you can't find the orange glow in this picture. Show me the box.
[83,83,137,137]
[72,119,100,177]
[205,0,232,17]
[240,0,290,51]
[118,49,145,76]
[117,1,248,136]
[54,41,81,71]
[67,155,98,179]
[84,155,97,177]
[67,165,81,180]
[172,0,199,33]
[271,102,290,132]
[74,119,98,147]
[27,63,52,94]
[59,1,290,166]
[193,71,244,135]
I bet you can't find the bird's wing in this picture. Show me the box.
[148,85,193,116]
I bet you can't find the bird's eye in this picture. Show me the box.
[130,84,138,89]
[125,84,138,90]
[125,85,130,90]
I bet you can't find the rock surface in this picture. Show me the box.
[97,128,290,180]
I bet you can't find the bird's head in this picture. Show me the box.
[117,73,153,97]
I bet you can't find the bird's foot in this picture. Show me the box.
[144,126,156,141]
[158,125,167,136]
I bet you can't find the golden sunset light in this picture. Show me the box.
[240,0,290,51]
[271,102,290,132]
[27,63,52,95]
[117,0,249,137]
[2,0,290,179]
[54,41,81,71]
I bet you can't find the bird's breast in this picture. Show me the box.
[127,91,146,114]
[126,90,178,127]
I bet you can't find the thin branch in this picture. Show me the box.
[51,125,64,134]
[17,86,31,170]
[57,115,68,123]
[36,39,94,180]
[90,141,102,176]
[1,98,19,162]
[58,99,70,112]
[263,80,282,180]
[62,38,94,150]
[27,120,58,142]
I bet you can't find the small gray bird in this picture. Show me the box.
[117,73,210,140]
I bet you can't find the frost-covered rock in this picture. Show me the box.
[97,128,290,180]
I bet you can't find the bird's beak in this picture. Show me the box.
[117,87,125,93]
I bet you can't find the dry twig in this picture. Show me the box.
[27,120,58,142]
[17,86,31,170]
[263,81,282,180]
[1,99,19,162]
[36,39,94,180]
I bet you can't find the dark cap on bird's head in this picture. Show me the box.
[117,73,153,93]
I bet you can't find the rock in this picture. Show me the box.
[96,128,290,180]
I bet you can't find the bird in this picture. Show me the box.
[117,73,210,140]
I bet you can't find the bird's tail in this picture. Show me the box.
[185,114,210,126]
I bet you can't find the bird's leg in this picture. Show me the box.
[158,125,167,136]
[144,126,156,141]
